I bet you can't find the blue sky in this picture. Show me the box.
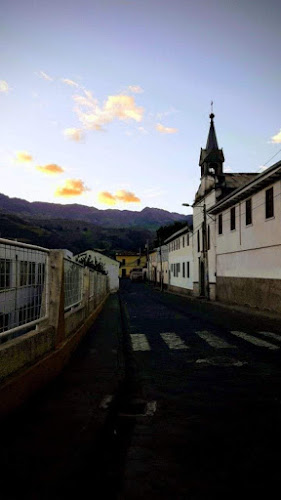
[1,0,281,215]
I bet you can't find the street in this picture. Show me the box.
[120,280,281,499]
[1,282,281,499]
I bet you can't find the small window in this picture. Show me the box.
[183,236,185,248]
[218,214,223,234]
[187,261,190,278]
[230,207,236,231]
[265,187,274,219]
[187,233,189,246]
[246,198,252,225]
[183,262,185,277]
[207,225,210,250]
[122,259,126,266]
[197,230,200,252]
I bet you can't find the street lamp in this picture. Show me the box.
[182,201,209,300]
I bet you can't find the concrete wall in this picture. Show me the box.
[215,179,281,310]
[0,250,109,418]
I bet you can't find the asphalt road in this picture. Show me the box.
[119,280,281,499]
[1,283,281,500]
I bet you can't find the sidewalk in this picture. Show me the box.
[1,293,126,500]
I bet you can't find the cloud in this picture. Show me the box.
[37,71,53,81]
[63,128,84,142]
[156,123,178,134]
[36,164,65,175]
[128,85,144,94]
[61,78,79,88]
[98,189,140,205]
[224,166,234,173]
[98,191,117,206]
[73,89,144,131]
[115,190,140,202]
[271,129,281,144]
[55,179,90,197]
[15,151,33,163]
[0,80,10,93]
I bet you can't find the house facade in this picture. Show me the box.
[165,225,193,294]
[115,252,147,278]
[190,111,281,314]
[76,250,119,292]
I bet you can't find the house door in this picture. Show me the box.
[122,268,126,278]
[200,260,205,296]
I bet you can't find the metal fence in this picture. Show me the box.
[0,238,49,341]
[64,258,84,310]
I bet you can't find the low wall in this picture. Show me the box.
[0,249,110,418]
[216,276,281,314]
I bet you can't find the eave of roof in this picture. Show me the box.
[164,225,190,244]
[208,160,281,214]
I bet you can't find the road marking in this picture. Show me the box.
[130,334,151,351]
[160,332,189,350]
[258,331,281,343]
[196,330,235,349]
[196,357,246,367]
[230,331,280,350]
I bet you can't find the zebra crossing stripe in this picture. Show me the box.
[130,334,151,351]
[160,333,189,350]
[258,331,281,343]
[196,330,235,349]
[230,331,279,350]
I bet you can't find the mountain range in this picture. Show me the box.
[0,193,192,255]
[0,193,190,229]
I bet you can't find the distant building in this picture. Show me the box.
[76,250,119,292]
[165,225,193,294]
[147,250,157,283]
[115,252,146,278]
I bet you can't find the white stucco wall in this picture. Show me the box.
[215,180,281,279]
[76,250,119,292]
[168,231,193,290]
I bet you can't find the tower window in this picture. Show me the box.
[197,230,200,252]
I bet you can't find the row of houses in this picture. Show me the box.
[145,112,281,315]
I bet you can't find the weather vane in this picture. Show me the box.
[211,101,213,113]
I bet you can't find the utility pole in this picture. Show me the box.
[202,201,210,300]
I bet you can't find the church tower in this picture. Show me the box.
[196,112,225,202]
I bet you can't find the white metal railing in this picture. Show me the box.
[89,269,95,298]
[64,258,84,310]
[0,238,49,340]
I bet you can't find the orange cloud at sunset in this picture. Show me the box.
[98,189,141,205]
[156,123,178,134]
[128,85,144,94]
[16,151,33,163]
[36,164,65,175]
[115,190,140,202]
[73,89,144,131]
[98,191,117,205]
[63,128,84,142]
[55,179,90,197]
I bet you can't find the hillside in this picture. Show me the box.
[0,193,189,230]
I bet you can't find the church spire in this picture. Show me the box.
[206,113,219,150]
[199,109,224,178]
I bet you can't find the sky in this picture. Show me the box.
[1,0,281,216]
